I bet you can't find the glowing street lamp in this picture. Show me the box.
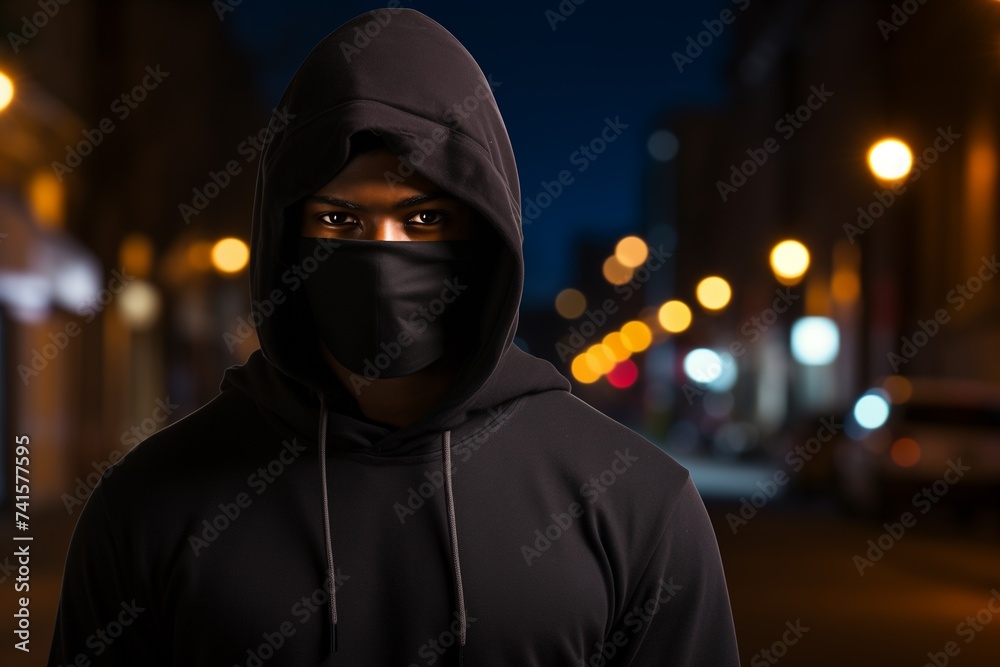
[790,317,839,365]
[602,255,633,285]
[868,138,913,181]
[658,300,692,333]
[620,320,652,352]
[615,235,648,268]
[211,237,249,274]
[770,240,810,284]
[571,353,600,384]
[696,276,732,311]
[0,71,14,112]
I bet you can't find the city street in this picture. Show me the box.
[708,496,1000,666]
[4,0,1000,664]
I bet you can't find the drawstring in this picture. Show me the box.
[316,393,467,662]
[441,428,468,665]
[318,393,338,653]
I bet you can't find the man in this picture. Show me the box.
[49,8,741,666]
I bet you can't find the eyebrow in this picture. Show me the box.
[306,192,451,210]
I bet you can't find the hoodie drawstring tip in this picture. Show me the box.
[330,622,338,653]
[458,642,464,666]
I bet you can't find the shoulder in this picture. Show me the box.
[510,389,698,537]
[511,391,728,609]
[95,388,269,502]
[514,389,692,486]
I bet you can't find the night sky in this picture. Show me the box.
[222,0,736,306]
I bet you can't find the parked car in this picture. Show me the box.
[833,377,1000,520]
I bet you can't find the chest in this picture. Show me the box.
[160,451,612,665]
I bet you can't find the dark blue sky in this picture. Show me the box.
[223,0,736,306]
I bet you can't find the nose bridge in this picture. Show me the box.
[370,215,407,241]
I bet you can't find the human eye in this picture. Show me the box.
[406,210,446,226]
[317,211,358,227]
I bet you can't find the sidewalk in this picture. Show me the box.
[668,452,781,501]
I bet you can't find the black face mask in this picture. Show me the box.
[296,236,482,379]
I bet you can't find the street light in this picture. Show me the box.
[585,343,616,375]
[602,331,631,362]
[615,235,648,267]
[867,138,913,181]
[0,71,13,112]
[790,316,840,365]
[211,237,249,274]
[571,353,600,383]
[769,240,810,284]
[602,255,633,285]
[658,300,692,333]
[620,320,652,352]
[696,276,732,311]
[118,280,162,330]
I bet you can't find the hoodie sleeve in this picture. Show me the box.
[604,474,741,666]
[47,476,164,666]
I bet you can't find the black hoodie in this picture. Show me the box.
[48,8,740,666]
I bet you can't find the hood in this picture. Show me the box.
[220,7,572,660]
[223,5,571,455]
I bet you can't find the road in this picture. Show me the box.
[708,495,1000,666]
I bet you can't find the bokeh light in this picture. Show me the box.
[0,72,13,112]
[585,343,616,375]
[854,391,891,430]
[696,276,732,311]
[831,268,860,304]
[120,233,154,280]
[868,138,913,181]
[602,331,631,362]
[602,255,633,285]
[615,235,649,268]
[607,359,639,388]
[620,320,652,352]
[571,353,600,384]
[647,130,679,162]
[890,437,921,468]
[684,348,723,384]
[658,300,692,333]
[28,171,63,228]
[882,375,913,404]
[706,353,738,392]
[555,288,586,319]
[790,317,840,365]
[770,240,810,283]
[118,280,162,329]
[211,237,250,274]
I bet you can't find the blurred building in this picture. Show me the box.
[642,0,1000,458]
[0,0,266,508]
